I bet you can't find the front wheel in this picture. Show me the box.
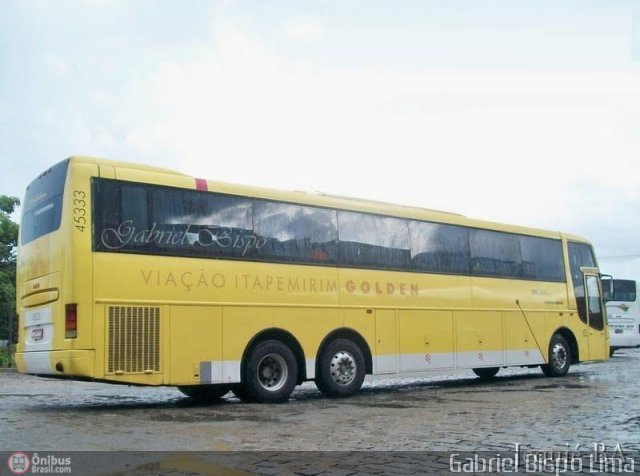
[316,338,366,398]
[178,384,230,402]
[241,340,298,403]
[472,367,499,379]
[541,334,572,377]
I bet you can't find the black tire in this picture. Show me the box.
[472,367,499,379]
[178,384,230,402]
[242,340,298,403]
[541,334,572,377]
[316,338,366,398]
[609,348,616,357]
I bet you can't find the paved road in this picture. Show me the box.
[1,349,639,474]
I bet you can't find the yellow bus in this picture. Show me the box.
[16,157,609,403]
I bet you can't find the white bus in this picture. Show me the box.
[604,279,640,355]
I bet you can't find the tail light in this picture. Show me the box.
[65,304,77,339]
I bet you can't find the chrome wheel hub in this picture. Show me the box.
[257,353,288,391]
[551,343,568,369]
[330,350,356,386]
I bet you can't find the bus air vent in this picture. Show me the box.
[107,306,160,374]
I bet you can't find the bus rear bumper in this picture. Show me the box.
[609,333,640,350]
[16,350,95,378]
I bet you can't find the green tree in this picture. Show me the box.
[0,196,19,347]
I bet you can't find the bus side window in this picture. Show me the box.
[150,188,253,257]
[409,221,470,275]
[470,230,522,279]
[121,186,149,247]
[338,212,411,270]
[253,201,338,264]
[519,236,565,282]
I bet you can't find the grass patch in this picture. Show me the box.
[0,345,14,368]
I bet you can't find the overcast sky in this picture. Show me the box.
[1,0,639,279]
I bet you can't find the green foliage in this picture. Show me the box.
[0,345,13,367]
[0,195,19,304]
[0,196,19,354]
[0,195,19,261]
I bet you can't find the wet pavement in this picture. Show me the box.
[1,349,639,474]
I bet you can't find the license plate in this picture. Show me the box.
[615,329,623,334]
[31,328,44,341]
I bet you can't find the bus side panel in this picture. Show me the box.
[196,306,345,385]
[221,306,275,383]
[471,276,568,367]
[503,311,545,366]
[93,303,106,380]
[455,311,504,368]
[374,309,398,374]
[397,310,454,372]
[169,305,222,386]
[343,307,375,353]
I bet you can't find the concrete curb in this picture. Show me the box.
[0,368,17,372]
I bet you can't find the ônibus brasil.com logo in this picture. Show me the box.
[7,452,30,475]
[7,452,72,474]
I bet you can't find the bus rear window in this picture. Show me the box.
[21,159,69,245]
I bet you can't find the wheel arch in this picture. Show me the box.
[316,327,373,376]
[242,328,307,384]
[551,327,580,363]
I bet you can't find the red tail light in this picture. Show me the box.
[65,304,77,338]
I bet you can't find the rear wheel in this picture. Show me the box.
[241,340,298,403]
[609,348,616,357]
[472,367,499,379]
[178,384,230,402]
[541,334,572,377]
[316,338,366,398]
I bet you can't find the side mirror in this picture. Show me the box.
[600,274,614,302]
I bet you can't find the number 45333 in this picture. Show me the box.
[73,190,87,232]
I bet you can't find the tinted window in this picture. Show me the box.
[470,230,522,278]
[338,212,410,269]
[409,221,469,274]
[94,180,141,250]
[568,242,596,282]
[253,201,338,264]
[520,236,565,282]
[151,187,253,257]
[93,178,570,283]
[568,242,597,324]
[21,159,69,245]
[94,179,254,258]
[586,275,604,330]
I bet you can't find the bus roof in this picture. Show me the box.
[68,155,591,243]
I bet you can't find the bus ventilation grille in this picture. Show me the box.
[107,306,160,374]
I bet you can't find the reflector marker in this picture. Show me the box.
[195,178,208,191]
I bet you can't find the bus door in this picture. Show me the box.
[568,242,605,361]
[584,272,608,361]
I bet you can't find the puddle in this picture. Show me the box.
[531,383,589,390]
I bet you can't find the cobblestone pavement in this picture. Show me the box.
[1,349,639,474]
